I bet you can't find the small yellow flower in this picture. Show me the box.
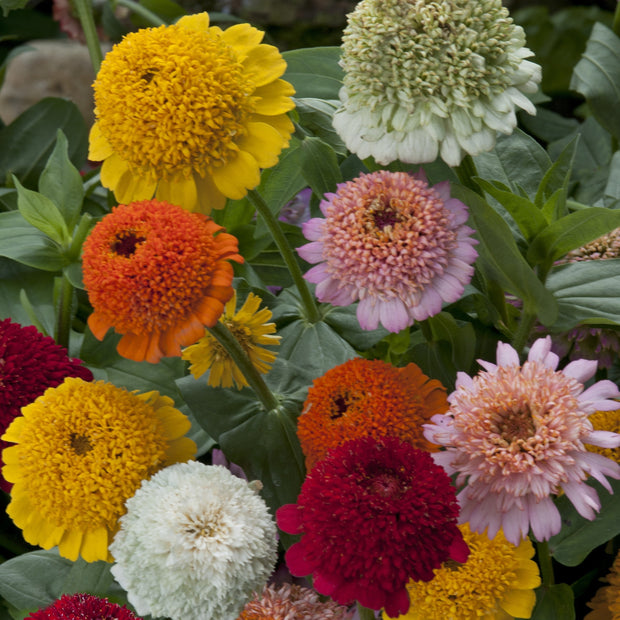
[586,551,620,619]
[90,13,295,213]
[182,291,280,389]
[385,523,541,620]
[1,378,196,563]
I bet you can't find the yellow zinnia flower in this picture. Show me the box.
[586,551,620,619]
[90,12,295,213]
[1,378,196,563]
[182,291,280,389]
[384,523,541,620]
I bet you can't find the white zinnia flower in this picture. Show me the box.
[109,461,277,620]
[332,0,542,167]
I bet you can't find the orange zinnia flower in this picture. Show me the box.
[297,357,447,470]
[82,199,243,363]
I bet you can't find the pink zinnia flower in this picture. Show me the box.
[276,436,469,618]
[296,170,478,332]
[0,318,93,492]
[25,593,141,619]
[425,336,620,546]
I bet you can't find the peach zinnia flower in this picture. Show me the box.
[297,170,478,332]
[82,199,243,363]
[297,357,446,470]
[425,336,620,545]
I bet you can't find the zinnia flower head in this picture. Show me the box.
[2,377,196,562]
[25,593,141,620]
[297,170,478,332]
[425,336,620,546]
[385,524,540,620]
[549,325,620,370]
[110,461,277,620]
[586,551,620,619]
[558,227,620,264]
[82,199,243,364]
[0,318,93,492]
[332,0,541,166]
[237,583,352,620]
[90,13,295,213]
[297,357,447,470]
[182,290,280,389]
[276,436,469,618]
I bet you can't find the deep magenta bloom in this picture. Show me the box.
[425,336,620,546]
[0,318,93,492]
[297,170,478,332]
[25,593,140,619]
[276,436,469,618]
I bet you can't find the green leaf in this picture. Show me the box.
[14,177,70,245]
[475,178,547,241]
[425,312,476,373]
[530,584,575,620]
[474,129,551,200]
[0,0,27,16]
[452,185,558,326]
[546,259,620,330]
[549,478,620,567]
[0,211,65,271]
[294,98,347,155]
[570,22,620,141]
[0,98,87,189]
[321,304,389,351]
[38,130,84,231]
[299,136,342,198]
[282,47,343,100]
[604,150,620,204]
[527,208,620,265]
[0,550,71,610]
[535,135,578,217]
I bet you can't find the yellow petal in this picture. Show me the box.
[101,155,157,204]
[80,527,110,563]
[157,406,192,439]
[500,587,537,619]
[88,122,114,161]
[243,44,287,87]
[252,79,296,115]
[251,112,295,140]
[238,122,286,169]
[156,175,198,212]
[6,492,33,528]
[513,562,542,589]
[37,519,66,549]
[2,416,27,443]
[177,12,210,31]
[165,437,197,465]
[194,172,227,213]
[58,528,84,561]
[210,150,260,200]
[222,23,264,60]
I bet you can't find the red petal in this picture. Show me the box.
[284,542,316,577]
[448,530,470,564]
[383,588,410,618]
[275,504,303,534]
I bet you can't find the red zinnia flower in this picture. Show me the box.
[82,199,243,363]
[0,318,92,492]
[25,593,141,619]
[276,436,469,618]
[297,358,446,471]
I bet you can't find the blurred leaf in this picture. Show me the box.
[282,47,343,100]
[530,584,575,620]
[133,0,185,25]
[0,98,87,189]
[604,150,620,204]
[39,130,84,231]
[474,129,551,200]
[571,22,620,142]
[14,177,70,245]
[0,211,65,271]
[527,208,620,266]
[294,98,347,155]
[300,136,342,198]
[519,107,579,145]
[452,185,558,326]
[0,0,27,17]
[549,479,620,567]
[546,259,620,330]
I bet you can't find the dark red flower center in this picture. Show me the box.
[369,472,404,499]
[69,432,93,455]
[111,231,146,257]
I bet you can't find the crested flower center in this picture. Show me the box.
[321,172,457,299]
[93,24,253,180]
[341,0,521,114]
[14,379,169,531]
[369,472,404,499]
[451,360,591,484]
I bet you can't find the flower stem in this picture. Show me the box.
[73,0,103,74]
[511,310,536,357]
[54,274,74,350]
[454,155,481,194]
[115,0,166,26]
[536,540,555,586]
[246,188,321,323]
[207,321,280,411]
[357,602,377,620]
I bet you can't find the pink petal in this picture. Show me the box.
[496,341,520,367]
[301,217,325,241]
[562,480,600,521]
[527,495,562,541]
[304,262,330,285]
[379,297,411,332]
[585,430,620,449]
[579,380,620,410]
[563,359,598,383]
[297,240,324,263]
[357,297,381,331]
